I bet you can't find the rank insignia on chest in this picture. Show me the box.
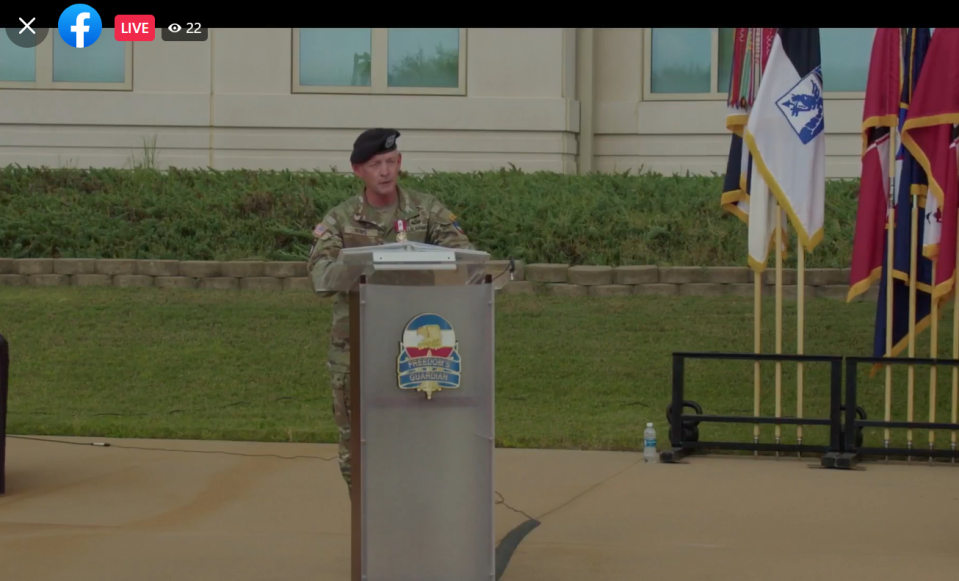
[394,219,408,242]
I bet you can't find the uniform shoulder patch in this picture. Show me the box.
[313,223,330,239]
[448,213,463,233]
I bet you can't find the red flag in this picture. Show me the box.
[901,28,959,308]
[847,29,902,302]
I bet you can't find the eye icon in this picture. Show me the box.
[168,23,181,33]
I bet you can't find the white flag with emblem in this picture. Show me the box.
[742,28,826,271]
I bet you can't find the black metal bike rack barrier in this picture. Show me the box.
[1,334,8,495]
[661,352,845,464]
[824,355,959,469]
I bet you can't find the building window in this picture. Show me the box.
[0,39,36,83]
[293,28,467,95]
[818,28,877,94]
[296,28,372,87]
[0,30,132,90]
[644,28,733,99]
[644,28,877,100]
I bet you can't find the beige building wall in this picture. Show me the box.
[0,28,870,177]
[0,28,579,173]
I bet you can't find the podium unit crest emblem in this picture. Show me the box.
[397,313,461,399]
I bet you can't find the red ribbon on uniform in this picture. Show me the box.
[395,220,407,232]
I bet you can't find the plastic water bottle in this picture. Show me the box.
[644,422,658,463]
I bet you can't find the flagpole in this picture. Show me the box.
[902,27,919,461]
[748,27,763,458]
[884,125,897,460]
[929,258,938,460]
[953,206,959,461]
[953,145,959,461]
[796,244,804,456]
[907,192,919,459]
[775,208,783,457]
[754,269,762,456]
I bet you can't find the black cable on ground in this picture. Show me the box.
[7,434,336,460]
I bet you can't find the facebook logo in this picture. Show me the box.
[58,4,102,48]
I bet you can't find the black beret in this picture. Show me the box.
[350,128,401,164]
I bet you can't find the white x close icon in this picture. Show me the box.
[19,17,35,35]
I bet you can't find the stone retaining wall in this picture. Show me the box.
[509,263,871,301]
[0,258,313,291]
[0,258,868,300]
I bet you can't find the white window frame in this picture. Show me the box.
[292,28,467,96]
[0,33,133,90]
[642,28,865,101]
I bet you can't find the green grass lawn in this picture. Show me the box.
[1,286,957,454]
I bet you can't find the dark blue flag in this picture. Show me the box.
[873,27,934,360]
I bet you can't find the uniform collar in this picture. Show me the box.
[354,185,416,225]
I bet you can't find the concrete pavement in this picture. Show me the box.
[1,435,957,580]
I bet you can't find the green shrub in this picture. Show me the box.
[0,165,861,267]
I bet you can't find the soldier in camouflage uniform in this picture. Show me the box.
[307,128,473,494]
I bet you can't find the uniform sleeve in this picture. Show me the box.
[307,212,344,296]
[427,198,474,250]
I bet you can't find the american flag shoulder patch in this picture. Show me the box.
[313,223,329,238]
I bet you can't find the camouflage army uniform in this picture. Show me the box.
[307,186,473,491]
